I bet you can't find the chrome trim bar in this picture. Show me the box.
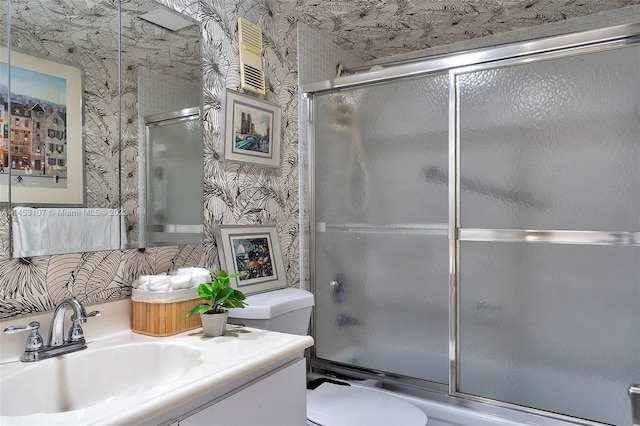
[309,362,604,425]
[447,389,606,426]
[310,358,449,396]
[149,224,203,233]
[306,91,321,365]
[144,106,200,125]
[302,23,640,94]
[316,222,447,235]
[459,229,640,246]
[448,69,459,395]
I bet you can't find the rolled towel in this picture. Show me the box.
[172,267,194,276]
[191,271,212,287]
[139,274,172,292]
[170,275,192,290]
[170,267,212,287]
[137,279,148,291]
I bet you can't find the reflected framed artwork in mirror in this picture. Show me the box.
[216,225,286,295]
[222,90,281,168]
[1,47,84,205]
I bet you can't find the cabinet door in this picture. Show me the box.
[179,359,307,426]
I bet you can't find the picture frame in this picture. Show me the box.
[216,224,286,295]
[222,89,281,168]
[0,46,84,205]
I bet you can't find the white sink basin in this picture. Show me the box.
[0,341,203,416]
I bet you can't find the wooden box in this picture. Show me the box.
[131,288,203,337]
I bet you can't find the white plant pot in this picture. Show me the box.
[200,311,228,337]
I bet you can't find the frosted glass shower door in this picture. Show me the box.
[144,108,203,246]
[312,75,450,383]
[455,44,640,425]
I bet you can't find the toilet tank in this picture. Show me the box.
[228,288,315,335]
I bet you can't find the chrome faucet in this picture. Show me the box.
[3,297,101,362]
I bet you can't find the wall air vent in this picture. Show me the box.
[238,17,266,95]
[139,8,196,32]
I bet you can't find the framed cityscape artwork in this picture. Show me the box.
[0,47,84,205]
[222,89,281,168]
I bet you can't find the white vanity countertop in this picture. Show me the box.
[0,299,314,425]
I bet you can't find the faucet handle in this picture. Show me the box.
[69,311,101,342]
[71,310,102,324]
[3,321,44,354]
[3,321,40,335]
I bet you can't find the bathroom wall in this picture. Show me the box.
[138,70,201,118]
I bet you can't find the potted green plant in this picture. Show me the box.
[186,269,248,337]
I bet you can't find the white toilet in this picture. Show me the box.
[228,288,428,426]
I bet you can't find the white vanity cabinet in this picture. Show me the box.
[178,359,307,426]
[175,358,307,426]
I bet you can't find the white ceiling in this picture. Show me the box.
[288,0,638,60]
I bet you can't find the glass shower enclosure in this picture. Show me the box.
[306,23,640,425]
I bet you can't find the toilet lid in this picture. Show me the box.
[307,383,428,426]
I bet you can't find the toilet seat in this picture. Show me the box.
[307,383,428,426]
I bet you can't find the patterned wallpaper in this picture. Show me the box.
[193,0,302,286]
[289,0,637,61]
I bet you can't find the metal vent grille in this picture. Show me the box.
[238,17,265,95]
[239,19,262,54]
[242,63,265,93]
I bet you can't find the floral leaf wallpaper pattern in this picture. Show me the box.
[45,253,86,303]
[0,256,52,316]
[66,251,123,300]
[290,0,636,60]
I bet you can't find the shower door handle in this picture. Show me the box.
[330,277,345,304]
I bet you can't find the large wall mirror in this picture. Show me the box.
[0,0,203,258]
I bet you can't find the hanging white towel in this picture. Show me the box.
[12,207,126,257]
